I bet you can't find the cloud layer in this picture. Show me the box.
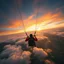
[0,43,49,64]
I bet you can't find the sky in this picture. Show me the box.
[0,0,64,36]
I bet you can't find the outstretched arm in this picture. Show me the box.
[25,36,29,41]
[34,35,38,41]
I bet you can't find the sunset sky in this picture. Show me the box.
[0,0,64,36]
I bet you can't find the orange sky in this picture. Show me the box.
[0,11,64,36]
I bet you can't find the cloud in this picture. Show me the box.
[0,51,31,64]
[26,11,64,31]
[45,59,55,64]
[44,49,52,53]
[0,9,64,35]
[16,40,28,50]
[8,51,31,64]
[0,44,31,64]
[33,47,48,59]
[0,45,22,58]
[7,19,22,28]
[0,18,24,28]
[0,30,23,36]
[0,38,57,64]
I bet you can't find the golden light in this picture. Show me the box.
[0,12,64,36]
[26,20,64,32]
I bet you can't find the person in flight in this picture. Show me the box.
[25,34,38,49]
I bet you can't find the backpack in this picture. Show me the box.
[28,37,36,46]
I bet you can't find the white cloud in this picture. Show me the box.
[0,45,31,64]
[0,45,22,57]
[33,47,48,59]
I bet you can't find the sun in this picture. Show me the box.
[26,21,63,32]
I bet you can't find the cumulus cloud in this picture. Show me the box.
[0,45,22,58]
[8,51,31,64]
[33,47,48,59]
[45,59,55,64]
[44,49,52,53]
[0,51,31,64]
[0,44,31,64]
[0,39,56,64]
[16,40,28,50]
